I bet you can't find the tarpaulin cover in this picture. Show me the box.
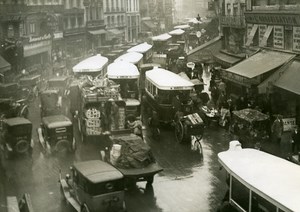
[233,108,269,123]
[112,134,156,169]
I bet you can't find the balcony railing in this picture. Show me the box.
[86,19,105,29]
[64,27,85,36]
[220,15,245,28]
[251,4,300,11]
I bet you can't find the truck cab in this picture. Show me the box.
[60,160,126,212]
[1,117,33,159]
[38,115,75,154]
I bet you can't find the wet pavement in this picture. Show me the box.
[0,69,294,212]
[0,94,233,212]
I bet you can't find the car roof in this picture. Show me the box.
[146,68,194,90]
[74,160,123,183]
[218,148,300,212]
[5,117,32,126]
[42,115,72,128]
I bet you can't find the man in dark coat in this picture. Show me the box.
[291,125,300,153]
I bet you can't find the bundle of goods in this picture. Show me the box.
[111,134,156,169]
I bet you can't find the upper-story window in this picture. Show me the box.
[267,0,276,5]
[233,3,238,16]
[286,0,297,5]
[227,3,231,15]
[29,23,36,34]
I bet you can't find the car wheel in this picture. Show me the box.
[15,140,29,154]
[55,140,69,153]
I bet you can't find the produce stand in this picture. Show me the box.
[231,108,269,148]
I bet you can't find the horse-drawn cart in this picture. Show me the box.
[174,112,204,155]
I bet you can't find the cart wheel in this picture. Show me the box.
[175,121,184,143]
[146,176,154,186]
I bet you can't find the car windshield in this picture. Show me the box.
[86,179,124,196]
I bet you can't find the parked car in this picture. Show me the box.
[59,160,126,212]
[0,117,33,159]
[37,115,76,154]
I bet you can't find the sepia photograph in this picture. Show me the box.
[0,0,299,211]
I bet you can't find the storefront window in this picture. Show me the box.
[29,23,36,34]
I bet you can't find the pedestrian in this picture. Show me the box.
[110,101,119,130]
[218,79,226,95]
[271,115,284,144]
[291,125,300,153]
[172,94,181,113]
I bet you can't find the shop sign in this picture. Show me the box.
[28,34,51,43]
[46,14,59,32]
[282,117,296,132]
[293,26,300,52]
[273,26,284,49]
[259,25,267,45]
[245,14,300,26]
[53,32,63,40]
[222,71,260,87]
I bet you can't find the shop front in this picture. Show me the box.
[222,49,295,98]
[23,34,52,70]
[88,29,107,52]
[273,59,300,126]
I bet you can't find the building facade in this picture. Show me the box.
[84,0,106,52]
[63,0,86,61]
[217,0,300,126]
[0,0,65,74]
[104,0,126,45]
[126,0,141,42]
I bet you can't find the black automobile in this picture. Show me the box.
[1,117,33,158]
[38,115,75,154]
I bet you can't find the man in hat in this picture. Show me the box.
[271,115,284,144]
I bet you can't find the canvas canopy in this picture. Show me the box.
[107,62,139,79]
[114,52,143,65]
[127,42,153,54]
[72,54,108,73]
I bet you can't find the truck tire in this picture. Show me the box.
[15,140,29,154]
[55,140,69,153]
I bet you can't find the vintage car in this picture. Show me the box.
[59,160,126,212]
[47,76,70,96]
[1,117,33,159]
[40,89,62,117]
[37,115,75,154]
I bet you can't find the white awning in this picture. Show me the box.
[107,61,139,79]
[72,54,109,73]
[89,29,107,35]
